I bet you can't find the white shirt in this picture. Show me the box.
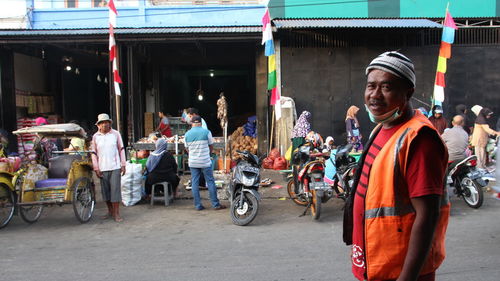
[91,129,126,172]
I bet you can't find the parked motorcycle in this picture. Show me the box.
[286,143,333,219]
[228,150,262,226]
[328,144,358,201]
[447,155,487,208]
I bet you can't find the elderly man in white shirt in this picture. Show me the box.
[91,113,126,222]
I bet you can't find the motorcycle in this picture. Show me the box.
[327,144,358,201]
[228,150,262,226]
[287,143,332,220]
[447,155,487,208]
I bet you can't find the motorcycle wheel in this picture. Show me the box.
[310,189,321,220]
[460,176,484,209]
[287,180,308,206]
[230,193,259,226]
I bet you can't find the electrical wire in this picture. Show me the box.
[0,0,383,23]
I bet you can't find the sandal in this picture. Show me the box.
[100,213,112,220]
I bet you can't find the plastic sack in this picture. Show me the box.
[121,162,144,206]
[284,146,293,161]
[269,148,280,160]
[262,157,274,169]
[273,156,287,170]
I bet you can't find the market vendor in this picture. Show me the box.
[155,111,172,137]
[144,138,180,199]
[186,108,208,129]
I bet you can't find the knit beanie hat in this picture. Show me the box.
[366,51,416,88]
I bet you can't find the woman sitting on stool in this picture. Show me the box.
[144,139,180,200]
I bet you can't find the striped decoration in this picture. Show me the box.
[108,0,122,96]
[433,10,457,106]
[262,8,281,120]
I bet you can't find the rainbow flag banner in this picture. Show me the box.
[262,9,281,120]
[433,10,457,105]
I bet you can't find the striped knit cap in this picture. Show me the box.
[366,51,416,88]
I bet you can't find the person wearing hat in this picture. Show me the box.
[90,113,126,222]
[471,107,500,170]
[184,115,225,211]
[428,105,448,135]
[343,51,449,281]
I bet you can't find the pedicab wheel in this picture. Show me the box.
[0,183,15,229]
[287,180,308,206]
[72,177,95,223]
[310,189,321,220]
[19,204,43,223]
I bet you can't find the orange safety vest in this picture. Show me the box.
[364,111,450,280]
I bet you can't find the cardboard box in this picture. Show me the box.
[144,112,154,136]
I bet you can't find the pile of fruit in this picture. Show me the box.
[230,127,257,159]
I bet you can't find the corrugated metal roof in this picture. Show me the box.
[0,26,261,36]
[274,19,442,29]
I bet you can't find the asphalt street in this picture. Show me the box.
[1,188,500,281]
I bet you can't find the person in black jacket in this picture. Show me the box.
[144,138,180,200]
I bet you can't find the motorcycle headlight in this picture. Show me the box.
[242,177,255,186]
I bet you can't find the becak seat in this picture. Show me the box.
[35,178,67,188]
[34,154,83,188]
[48,154,83,178]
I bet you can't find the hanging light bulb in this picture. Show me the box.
[65,65,72,71]
[104,77,108,84]
[75,68,80,75]
[97,74,102,82]
[197,93,204,101]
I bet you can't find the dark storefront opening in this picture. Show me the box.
[10,43,109,150]
[149,41,257,137]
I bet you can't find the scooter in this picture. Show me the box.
[447,155,487,208]
[328,144,358,201]
[228,150,262,226]
[287,143,331,220]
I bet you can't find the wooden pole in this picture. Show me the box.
[115,94,121,132]
[224,123,227,172]
[269,109,274,153]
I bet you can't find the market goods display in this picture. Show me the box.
[262,148,287,170]
[230,127,257,160]
[216,93,228,129]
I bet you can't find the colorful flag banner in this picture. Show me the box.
[109,0,122,96]
[262,8,280,120]
[432,9,457,103]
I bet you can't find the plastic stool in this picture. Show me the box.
[151,182,173,206]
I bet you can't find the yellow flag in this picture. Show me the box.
[268,54,276,73]
[437,56,447,73]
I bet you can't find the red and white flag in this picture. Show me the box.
[108,0,122,96]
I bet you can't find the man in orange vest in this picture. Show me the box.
[343,51,450,281]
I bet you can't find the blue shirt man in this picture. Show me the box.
[184,116,225,211]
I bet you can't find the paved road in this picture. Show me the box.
[1,190,500,281]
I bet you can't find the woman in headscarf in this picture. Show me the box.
[471,108,500,169]
[144,138,180,200]
[291,111,311,153]
[345,105,363,152]
[323,136,335,152]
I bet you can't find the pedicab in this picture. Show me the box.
[0,123,95,229]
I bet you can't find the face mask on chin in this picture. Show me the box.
[365,104,401,124]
